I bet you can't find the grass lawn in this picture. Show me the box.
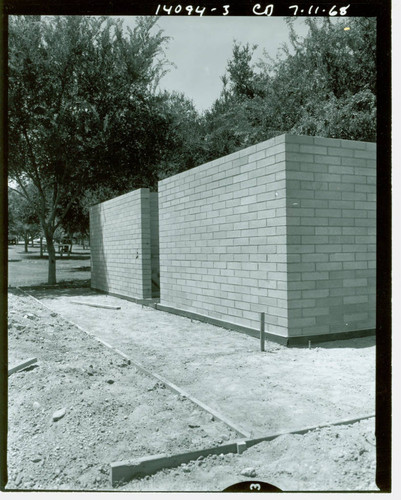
[7,243,91,287]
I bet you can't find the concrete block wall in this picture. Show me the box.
[285,135,376,338]
[158,134,376,341]
[90,188,158,301]
[159,135,290,335]
[150,192,160,296]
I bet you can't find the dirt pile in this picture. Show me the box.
[123,419,377,491]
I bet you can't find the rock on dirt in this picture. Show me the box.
[52,408,66,421]
[241,467,257,477]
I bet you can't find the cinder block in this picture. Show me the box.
[143,135,379,341]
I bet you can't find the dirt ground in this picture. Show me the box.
[123,418,376,492]
[6,289,239,491]
[30,287,376,437]
[6,285,377,491]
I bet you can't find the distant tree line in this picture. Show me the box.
[8,16,376,283]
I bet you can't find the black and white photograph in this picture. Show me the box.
[2,0,391,494]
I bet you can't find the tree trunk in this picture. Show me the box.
[46,235,57,285]
[40,236,43,258]
[24,233,29,253]
[68,230,73,256]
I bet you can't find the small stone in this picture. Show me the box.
[33,401,41,409]
[241,467,257,478]
[52,408,66,421]
[188,423,200,428]
[182,466,191,473]
[107,379,114,384]
[32,457,42,463]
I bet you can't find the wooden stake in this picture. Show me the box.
[260,312,265,352]
[8,358,38,376]
[71,301,121,310]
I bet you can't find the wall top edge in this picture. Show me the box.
[284,133,376,147]
[158,134,376,188]
[158,134,287,187]
[89,187,150,209]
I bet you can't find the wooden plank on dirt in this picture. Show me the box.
[71,301,121,310]
[111,442,238,486]
[8,358,38,376]
[110,413,376,487]
[126,357,251,439]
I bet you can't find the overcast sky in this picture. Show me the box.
[123,16,309,112]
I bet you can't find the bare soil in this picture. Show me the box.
[123,418,377,491]
[30,287,376,437]
[6,289,239,491]
[6,286,378,491]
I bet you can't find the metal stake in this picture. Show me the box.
[260,312,265,352]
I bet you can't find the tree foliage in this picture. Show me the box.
[200,17,376,160]
[8,15,172,283]
[8,186,41,252]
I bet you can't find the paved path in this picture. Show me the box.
[28,288,375,438]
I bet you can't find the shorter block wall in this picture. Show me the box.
[90,188,159,301]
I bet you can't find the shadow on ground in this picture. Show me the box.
[69,266,91,272]
[305,335,376,350]
[10,280,92,295]
[14,253,90,261]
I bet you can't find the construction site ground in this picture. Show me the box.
[6,284,377,491]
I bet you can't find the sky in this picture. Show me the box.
[123,16,309,112]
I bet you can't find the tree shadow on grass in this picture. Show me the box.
[69,266,91,272]
[19,254,90,261]
[9,280,93,299]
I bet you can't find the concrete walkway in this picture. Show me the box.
[27,287,375,437]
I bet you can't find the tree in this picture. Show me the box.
[8,15,172,284]
[202,17,376,158]
[259,17,377,140]
[8,186,41,252]
[201,41,283,159]
[155,91,209,178]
